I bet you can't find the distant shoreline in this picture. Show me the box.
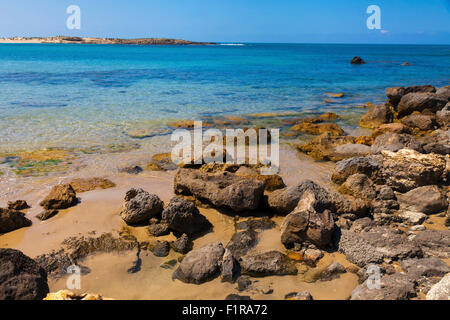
[0,36,216,45]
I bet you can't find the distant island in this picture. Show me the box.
[0,36,216,45]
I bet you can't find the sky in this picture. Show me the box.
[0,0,449,44]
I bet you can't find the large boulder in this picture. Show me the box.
[332,155,382,185]
[338,174,377,200]
[239,251,298,277]
[371,133,423,154]
[401,114,437,131]
[0,208,32,234]
[174,169,265,212]
[436,86,450,101]
[350,56,366,65]
[172,242,225,284]
[359,104,393,129]
[40,184,78,210]
[119,189,164,225]
[426,273,450,300]
[0,249,49,300]
[397,186,448,214]
[281,191,335,248]
[234,166,285,192]
[386,85,436,107]
[397,92,447,118]
[162,197,212,236]
[413,230,450,258]
[351,273,417,300]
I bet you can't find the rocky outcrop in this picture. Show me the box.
[397,92,447,118]
[338,174,377,200]
[386,85,436,107]
[371,133,423,153]
[162,197,212,236]
[0,208,32,234]
[174,168,265,212]
[426,273,450,300]
[350,56,366,65]
[401,114,437,131]
[120,189,164,225]
[40,184,78,210]
[397,186,448,215]
[351,273,417,300]
[0,249,49,300]
[239,251,298,277]
[413,230,450,258]
[172,242,225,284]
[281,191,335,248]
[436,103,450,127]
[359,104,393,129]
[371,123,411,138]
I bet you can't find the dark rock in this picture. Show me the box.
[226,229,258,258]
[171,234,193,254]
[174,168,265,212]
[351,273,417,300]
[0,208,32,234]
[436,103,450,127]
[397,185,448,215]
[221,249,237,283]
[401,114,437,131]
[359,104,393,129]
[413,230,450,258]
[39,184,77,210]
[148,222,170,237]
[377,185,396,201]
[386,85,436,107]
[350,56,366,65]
[332,156,382,185]
[0,249,49,300]
[338,174,376,200]
[237,276,252,291]
[162,197,212,236]
[7,200,30,211]
[338,230,384,267]
[235,217,276,231]
[150,241,170,257]
[371,133,423,154]
[401,257,450,278]
[120,189,164,225]
[173,242,225,284]
[119,165,143,174]
[225,294,252,300]
[35,250,72,277]
[397,92,447,118]
[239,251,298,277]
[285,291,313,300]
[36,210,58,221]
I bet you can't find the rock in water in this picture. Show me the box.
[69,177,116,193]
[350,56,366,65]
[239,251,298,277]
[162,197,212,236]
[39,184,78,210]
[0,208,32,234]
[174,168,265,212]
[281,191,335,248]
[0,249,49,300]
[120,188,164,225]
[173,242,225,284]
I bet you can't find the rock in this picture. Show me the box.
[329,144,372,161]
[0,249,49,300]
[355,136,374,146]
[371,123,411,138]
[397,92,447,118]
[120,189,164,225]
[36,209,59,221]
[40,184,78,210]
[221,249,237,283]
[426,273,450,300]
[119,165,143,175]
[285,291,313,300]
[174,168,265,212]
[401,114,437,131]
[292,122,345,136]
[304,248,324,265]
[7,200,30,211]
[332,156,382,185]
[401,257,450,278]
[350,56,366,65]
[338,230,384,267]
[338,174,377,200]
[239,251,298,277]
[225,294,252,300]
[161,197,212,236]
[318,112,341,120]
[351,273,416,300]
[399,211,427,225]
[226,229,258,258]
[171,234,193,254]
[0,208,32,234]
[297,133,356,161]
[34,250,72,277]
[422,129,450,155]
[160,259,178,270]
[234,166,285,191]
[436,103,450,127]
[380,149,448,192]
[44,290,111,300]
[397,186,447,214]
[411,225,426,231]
[351,217,375,233]
[359,104,393,129]
[151,153,178,171]
[150,241,170,257]
[436,86,450,101]
[386,85,436,107]
[173,242,225,284]
[281,191,335,248]
[148,222,170,237]
[237,276,252,291]
[413,230,450,258]
[320,262,347,280]
[371,133,423,154]
[235,217,276,231]
[69,178,116,193]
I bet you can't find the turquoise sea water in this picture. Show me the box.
[0,43,449,152]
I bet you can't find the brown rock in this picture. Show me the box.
[7,200,30,211]
[234,166,285,192]
[359,104,393,129]
[0,208,32,234]
[69,178,116,193]
[39,184,78,210]
[297,133,356,161]
[371,123,411,138]
[401,114,437,131]
[292,122,345,136]
[397,92,447,118]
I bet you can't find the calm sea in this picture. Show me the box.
[0,43,449,152]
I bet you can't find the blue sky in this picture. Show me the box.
[0,0,449,43]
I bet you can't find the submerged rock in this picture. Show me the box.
[0,249,49,300]
[350,56,366,65]
[120,189,164,225]
[0,208,32,234]
[40,184,78,210]
[297,133,356,161]
[173,242,225,284]
[292,122,345,136]
[162,197,212,236]
[239,251,298,277]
